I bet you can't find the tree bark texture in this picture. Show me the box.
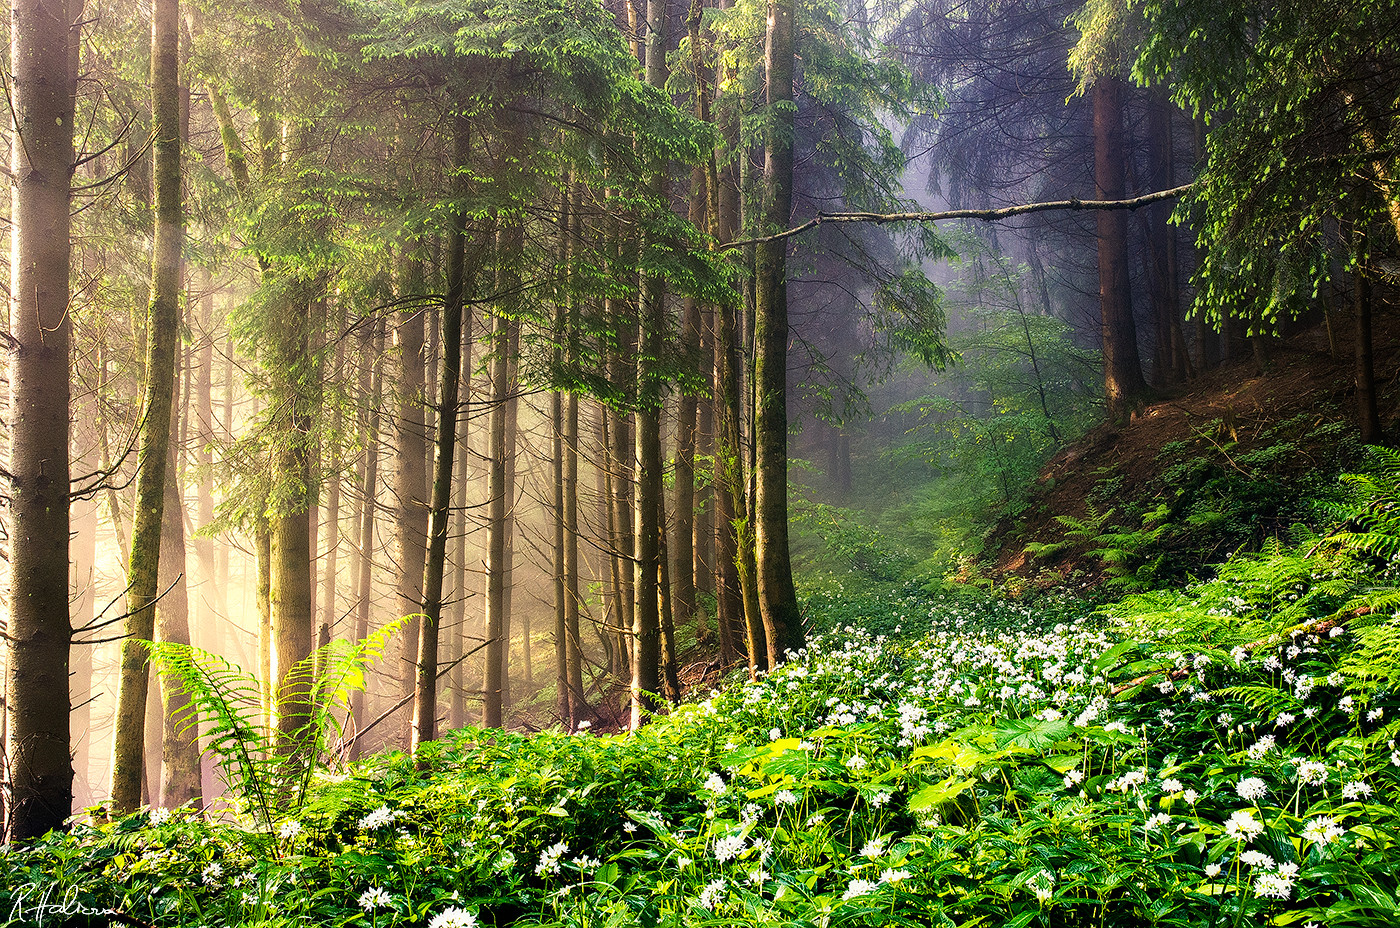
[1093,74,1149,422]
[269,287,318,757]
[482,227,522,729]
[413,118,470,757]
[110,0,181,815]
[393,256,429,747]
[6,0,77,840]
[630,0,668,730]
[349,319,383,760]
[754,0,804,666]
[157,400,201,809]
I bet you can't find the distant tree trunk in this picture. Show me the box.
[110,0,181,815]
[157,399,201,809]
[1354,266,1383,444]
[1094,74,1149,422]
[413,119,470,757]
[70,411,100,812]
[394,256,429,747]
[712,132,747,670]
[319,325,345,648]
[658,527,682,703]
[600,403,627,681]
[483,226,521,729]
[193,268,221,621]
[220,334,233,590]
[753,0,804,667]
[449,302,473,733]
[1147,92,1188,385]
[349,319,383,760]
[688,0,716,612]
[256,522,272,732]
[501,331,521,709]
[630,0,668,730]
[672,163,702,643]
[552,179,572,728]
[607,326,635,682]
[563,182,585,722]
[564,390,584,722]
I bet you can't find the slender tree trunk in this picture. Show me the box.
[600,404,626,680]
[607,337,635,683]
[449,298,473,733]
[552,179,572,728]
[483,228,521,729]
[70,405,100,812]
[564,390,584,722]
[349,319,383,760]
[394,257,429,747]
[256,522,272,733]
[413,119,470,757]
[712,133,746,669]
[220,333,233,590]
[1094,74,1149,422]
[562,183,585,721]
[319,325,345,647]
[109,0,181,814]
[753,0,804,666]
[157,398,200,809]
[630,0,668,730]
[501,330,520,709]
[658,527,681,703]
[194,268,221,621]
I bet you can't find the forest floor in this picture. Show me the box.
[988,309,1400,583]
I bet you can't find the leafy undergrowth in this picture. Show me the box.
[993,314,1400,589]
[8,462,1400,927]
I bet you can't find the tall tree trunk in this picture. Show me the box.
[501,330,520,709]
[157,398,201,809]
[449,297,473,733]
[109,0,181,814]
[193,267,222,621]
[70,403,100,812]
[712,130,747,669]
[562,183,585,724]
[600,404,627,680]
[1147,92,1188,385]
[413,119,470,757]
[552,179,572,728]
[607,331,635,682]
[483,227,521,729]
[219,331,233,591]
[1094,74,1149,421]
[256,522,272,733]
[319,322,345,649]
[268,283,319,758]
[394,257,429,748]
[630,0,668,729]
[753,0,804,666]
[349,319,383,760]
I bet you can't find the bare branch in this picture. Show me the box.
[719,183,1196,251]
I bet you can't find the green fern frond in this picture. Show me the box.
[1213,685,1299,715]
[145,642,278,824]
[274,614,412,808]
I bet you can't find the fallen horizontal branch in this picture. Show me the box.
[719,183,1195,251]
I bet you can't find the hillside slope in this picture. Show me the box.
[988,314,1400,587]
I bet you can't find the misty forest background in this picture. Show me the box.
[1,0,1400,920]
